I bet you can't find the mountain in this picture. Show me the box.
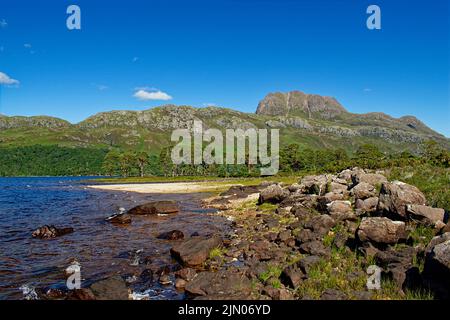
[0,90,448,154]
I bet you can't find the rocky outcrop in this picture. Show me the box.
[377,181,426,218]
[127,201,179,215]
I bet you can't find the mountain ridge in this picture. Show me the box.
[0,90,448,153]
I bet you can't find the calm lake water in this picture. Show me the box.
[0,177,227,300]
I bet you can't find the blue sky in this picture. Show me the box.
[0,0,449,136]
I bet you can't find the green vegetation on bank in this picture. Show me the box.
[0,145,108,177]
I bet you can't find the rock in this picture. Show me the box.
[352,173,387,186]
[66,288,96,300]
[321,289,347,300]
[278,230,292,242]
[184,270,252,297]
[159,274,172,285]
[332,232,348,249]
[127,201,179,215]
[425,233,450,255]
[175,268,197,281]
[351,182,377,200]
[32,225,74,239]
[157,230,184,240]
[406,204,445,226]
[329,182,348,195]
[423,239,450,299]
[175,278,187,289]
[337,169,353,181]
[377,181,426,218]
[258,184,289,204]
[280,265,303,288]
[263,287,295,300]
[170,236,222,267]
[299,175,330,195]
[299,241,331,258]
[357,217,407,245]
[326,201,356,221]
[355,197,379,213]
[304,215,336,236]
[139,269,154,283]
[106,213,132,224]
[295,229,320,244]
[291,205,313,221]
[298,255,321,274]
[89,275,129,300]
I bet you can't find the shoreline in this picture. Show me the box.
[87,182,238,194]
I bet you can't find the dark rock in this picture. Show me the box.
[66,288,96,300]
[278,230,291,242]
[357,217,407,245]
[89,275,129,300]
[423,239,450,299]
[298,255,321,274]
[280,265,303,288]
[295,229,320,244]
[377,181,426,218]
[332,232,348,249]
[184,270,252,297]
[320,289,347,300]
[175,268,197,281]
[157,230,184,240]
[258,184,289,204]
[127,201,179,215]
[170,236,222,267]
[139,269,154,283]
[32,225,74,239]
[304,215,336,236]
[299,241,331,258]
[263,287,295,300]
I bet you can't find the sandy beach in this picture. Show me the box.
[87,182,236,194]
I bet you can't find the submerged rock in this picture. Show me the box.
[157,230,184,240]
[32,225,74,239]
[127,201,180,215]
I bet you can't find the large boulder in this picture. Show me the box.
[357,217,407,245]
[89,275,129,300]
[377,181,426,218]
[258,184,289,204]
[406,204,445,227]
[170,236,222,267]
[32,225,74,239]
[127,201,179,215]
[350,182,377,200]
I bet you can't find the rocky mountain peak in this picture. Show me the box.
[256,90,348,119]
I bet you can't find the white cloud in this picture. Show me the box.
[133,89,172,101]
[0,19,7,28]
[0,72,19,86]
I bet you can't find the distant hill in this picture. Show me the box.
[0,90,448,154]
